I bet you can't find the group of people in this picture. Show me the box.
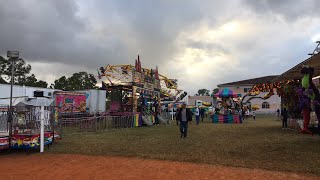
[240,108,256,120]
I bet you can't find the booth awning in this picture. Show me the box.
[273,53,320,82]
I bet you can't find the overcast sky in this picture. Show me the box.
[1,0,320,95]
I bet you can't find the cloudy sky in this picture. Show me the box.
[1,0,320,95]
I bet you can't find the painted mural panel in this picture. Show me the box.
[55,92,86,113]
[11,132,53,149]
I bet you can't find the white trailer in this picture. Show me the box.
[78,90,106,114]
[0,84,59,106]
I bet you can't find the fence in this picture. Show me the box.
[0,107,9,132]
[0,105,58,134]
[160,112,172,120]
[60,115,135,135]
[1,105,170,136]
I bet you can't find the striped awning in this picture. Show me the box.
[214,88,241,98]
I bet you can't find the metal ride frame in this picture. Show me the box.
[98,56,182,112]
[98,55,183,122]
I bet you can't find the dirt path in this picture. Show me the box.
[0,154,318,180]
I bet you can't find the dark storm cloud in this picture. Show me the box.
[0,0,319,94]
[0,1,83,60]
[0,0,223,69]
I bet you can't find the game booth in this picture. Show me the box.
[99,55,183,126]
[213,88,242,124]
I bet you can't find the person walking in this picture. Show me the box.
[281,108,288,129]
[276,109,280,120]
[245,109,250,119]
[195,106,200,125]
[252,110,256,120]
[242,107,246,121]
[200,107,205,121]
[176,103,192,138]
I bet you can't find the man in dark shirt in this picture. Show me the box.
[281,108,288,129]
[176,104,192,138]
[200,108,205,121]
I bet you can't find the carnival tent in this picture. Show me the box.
[273,53,320,82]
[214,88,241,98]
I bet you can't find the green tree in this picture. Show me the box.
[197,89,210,96]
[53,72,97,91]
[0,56,31,83]
[17,74,48,88]
[213,88,219,94]
[0,56,6,83]
[53,76,68,90]
[211,88,219,97]
[35,80,48,88]
[0,56,48,88]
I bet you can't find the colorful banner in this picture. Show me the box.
[55,92,86,113]
[11,132,53,149]
[0,136,9,150]
[212,114,242,124]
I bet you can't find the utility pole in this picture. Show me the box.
[7,51,19,151]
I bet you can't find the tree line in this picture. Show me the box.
[0,56,97,91]
[195,88,219,96]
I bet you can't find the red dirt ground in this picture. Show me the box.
[1,154,319,180]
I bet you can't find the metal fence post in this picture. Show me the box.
[94,115,97,132]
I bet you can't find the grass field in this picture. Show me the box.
[48,116,320,175]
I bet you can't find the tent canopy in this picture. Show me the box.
[214,88,241,98]
[273,53,320,82]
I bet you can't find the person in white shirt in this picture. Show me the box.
[246,109,250,118]
[195,106,200,125]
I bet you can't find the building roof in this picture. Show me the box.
[272,53,320,82]
[218,75,279,87]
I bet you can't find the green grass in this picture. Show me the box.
[48,116,320,175]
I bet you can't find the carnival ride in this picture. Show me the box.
[98,55,186,126]
[213,88,242,123]
[0,101,58,151]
